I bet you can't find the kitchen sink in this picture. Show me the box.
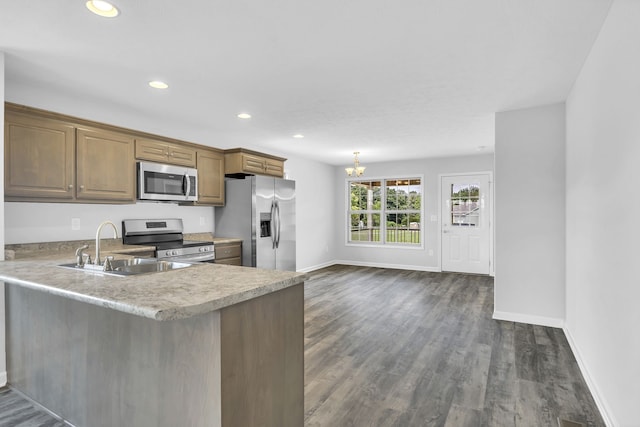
[58,258,194,277]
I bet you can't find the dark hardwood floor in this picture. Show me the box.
[304,265,604,427]
[0,265,604,426]
[0,388,66,427]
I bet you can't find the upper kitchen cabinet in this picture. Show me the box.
[4,110,76,200]
[135,137,196,167]
[224,148,286,178]
[195,148,225,206]
[76,127,136,202]
[4,105,136,204]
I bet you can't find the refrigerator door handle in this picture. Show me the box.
[270,200,277,249]
[275,201,281,248]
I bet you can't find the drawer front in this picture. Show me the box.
[216,244,242,260]
[215,257,242,266]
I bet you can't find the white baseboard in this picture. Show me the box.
[0,371,6,387]
[563,326,616,427]
[298,260,442,273]
[298,260,441,273]
[297,260,337,273]
[492,310,565,328]
[335,260,441,272]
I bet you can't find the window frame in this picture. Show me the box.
[345,174,425,249]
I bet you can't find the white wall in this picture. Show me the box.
[1,51,7,387]
[565,1,640,425]
[334,154,494,271]
[494,103,566,327]
[284,156,336,272]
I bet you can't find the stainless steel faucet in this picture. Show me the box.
[95,220,118,265]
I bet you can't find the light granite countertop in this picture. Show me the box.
[0,240,305,321]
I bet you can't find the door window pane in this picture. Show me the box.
[451,183,480,226]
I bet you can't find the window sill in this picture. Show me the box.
[345,243,425,250]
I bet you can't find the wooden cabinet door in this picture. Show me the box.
[265,159,284,177]
[135,138,170,163]
[225,150,286,178]
[76,127,135,201]
[196,149,225,205]
[167,144,196,167]
[4,112,75,199]
[241,153,267,174]
[136,138,196,167]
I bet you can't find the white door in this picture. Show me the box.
[441,174,491,274]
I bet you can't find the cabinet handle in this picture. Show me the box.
[68,184,73,190]
[79,185,85,191]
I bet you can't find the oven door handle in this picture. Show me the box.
[162,252,215,263]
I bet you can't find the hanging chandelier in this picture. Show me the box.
[345,151,366,177]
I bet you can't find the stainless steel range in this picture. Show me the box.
[122,218,214,263]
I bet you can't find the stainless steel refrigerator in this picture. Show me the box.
[215,175,296,271]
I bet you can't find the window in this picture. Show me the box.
[348,177,422,245]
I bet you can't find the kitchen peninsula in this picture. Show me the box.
[0,251,305,427]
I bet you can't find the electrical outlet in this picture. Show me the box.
[71,218,81,230]
[428,249,434,256]
[430,215,438,222]
[199,216,206,226]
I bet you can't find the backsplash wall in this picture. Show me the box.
[4,202,214,244]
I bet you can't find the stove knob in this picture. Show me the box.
[172,250,178,256]
[165,251,172,256]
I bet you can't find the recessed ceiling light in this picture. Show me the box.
[149,81,169,89]
[237,113,251,119]
[86,0,119,18]
[292,134,304,139]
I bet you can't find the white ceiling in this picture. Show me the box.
[0,0,612,165]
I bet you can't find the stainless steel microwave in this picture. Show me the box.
[137,161,198,202]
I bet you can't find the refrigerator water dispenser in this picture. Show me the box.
[260,212,272,237]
